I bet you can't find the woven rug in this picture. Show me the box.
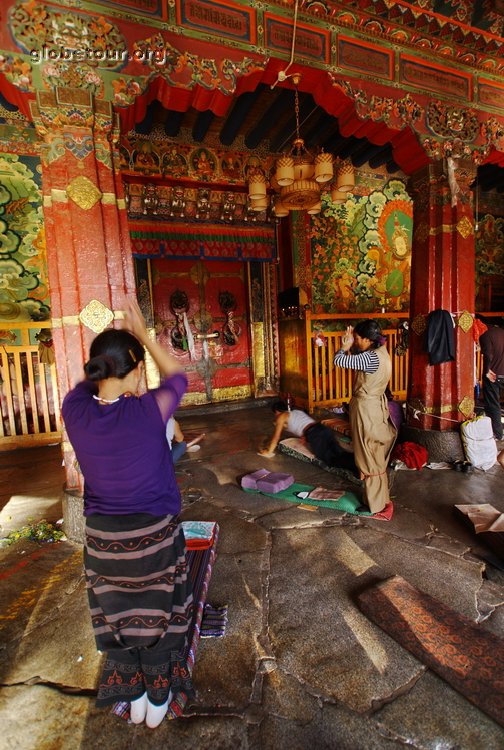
[278,438,362,487]
[111,523,219,721]
[200,603,228,638]
[358,575,504,728]
[321,416,352,438]
[243,482,393,520]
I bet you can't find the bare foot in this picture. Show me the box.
[258,449,275,458]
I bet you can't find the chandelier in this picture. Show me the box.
[247,73,355,218]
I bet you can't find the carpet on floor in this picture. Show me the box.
[358,575,504,728]
[278,437,362,486]
[111,522,220,721]
[321,415,352,438]
[243,481,393,520]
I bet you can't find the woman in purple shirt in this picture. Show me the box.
[62,299,192,729]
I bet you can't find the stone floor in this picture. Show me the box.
[1,405,504,750]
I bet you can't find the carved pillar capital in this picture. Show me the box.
[407,158,477,210]
[30,87,114,141]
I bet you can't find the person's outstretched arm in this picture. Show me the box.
[258,413,288,457]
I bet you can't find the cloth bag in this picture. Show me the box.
[461,415,497,471]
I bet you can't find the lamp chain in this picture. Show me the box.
[294,85,300,141]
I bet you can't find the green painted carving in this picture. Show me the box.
[0,154,50,322]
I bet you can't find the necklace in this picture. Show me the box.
[93,394,121,404]
[93,391,133,405]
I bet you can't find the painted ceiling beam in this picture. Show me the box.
[244,89,294,150]
[270,94,319,153]
[219,86,265,146]
[192,110,215,143]
[305,114,340,150]
[369,146,394,169]
[351,142,388,168]
[164,110,185,138]
[134,101,155,135]
[334,135,364,160]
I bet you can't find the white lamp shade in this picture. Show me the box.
[335,159,355,192]
[294,156,315,181]
[314,152,333,183]
[250,196,268,212]
[273,199,289,217]
[307,201,321,215]
[248,171,267,200]
[330,186,347,204]
[275,156,294,186]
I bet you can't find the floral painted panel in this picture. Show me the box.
[0,154,49,323]
[476,213,504,280]
[309,178,413,314]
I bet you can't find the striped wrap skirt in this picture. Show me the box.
[84,513,194,707]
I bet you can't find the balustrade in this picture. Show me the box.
[0,323,60,449]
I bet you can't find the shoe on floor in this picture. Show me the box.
[130,692,148,724]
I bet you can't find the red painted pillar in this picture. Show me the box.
[407,159,477,432]
[31,89,136,490]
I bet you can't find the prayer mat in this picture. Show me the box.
[243,481,394,520]
[278,438,363,487]
[111,523,219,722]
[358,575,504,728]
[321,416,352,439]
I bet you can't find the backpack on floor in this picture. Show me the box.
[460,416,497,471]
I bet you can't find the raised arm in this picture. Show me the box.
[123,298,184,378]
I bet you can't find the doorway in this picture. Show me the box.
[151,259,253,405]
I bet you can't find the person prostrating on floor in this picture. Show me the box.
[62,298,193,729]
[258,400,358,476]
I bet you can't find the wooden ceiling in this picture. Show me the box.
[134,84,504,193]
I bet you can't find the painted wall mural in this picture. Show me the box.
[309,177,413,314]
[120,134,274,186]
[0,153,49,323]
[477,214,504,276]
[475,212,504,310]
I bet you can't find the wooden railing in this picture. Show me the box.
[0,311,498,448]
[306,313,409,411]
[0,323,61,450]
[305,311,501,412]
